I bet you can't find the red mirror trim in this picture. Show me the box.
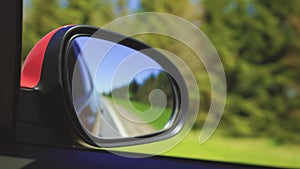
[20,25,72,88]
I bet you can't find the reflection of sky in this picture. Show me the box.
[74,36,163,94]
[134,69,161,85]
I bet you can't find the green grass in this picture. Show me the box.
[109,97,173,130]
[103,97,300,168]
[105,130,300,168]
[163,130,300,168]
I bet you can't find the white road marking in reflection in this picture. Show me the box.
[101,97,129,137]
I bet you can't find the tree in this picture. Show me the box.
[23,0,117,61]
[23,0,61,60]
[200,0,300,143]
[129,79,139,100]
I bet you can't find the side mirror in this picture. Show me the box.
[18,25,188,148]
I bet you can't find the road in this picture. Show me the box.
[92,96,156,139]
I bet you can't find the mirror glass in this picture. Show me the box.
[68,36,176,139]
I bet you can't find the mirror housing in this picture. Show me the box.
[17,25,189,148]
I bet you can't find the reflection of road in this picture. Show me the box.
[92,96,156,138]
[91,96,125,138]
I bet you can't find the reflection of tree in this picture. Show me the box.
[107,72,173,108]
[129,79,139,100]
[135,73,174,108]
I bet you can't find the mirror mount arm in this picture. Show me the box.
[16,88,81,147]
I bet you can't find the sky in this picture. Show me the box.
[72,36,163,94]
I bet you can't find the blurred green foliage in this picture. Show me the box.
[23,0,300,144]
[200,0,300,144]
